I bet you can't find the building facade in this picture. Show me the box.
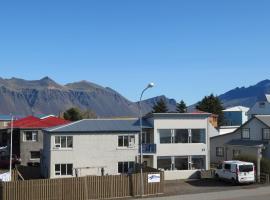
[41,113,217,180]
[211,115,270,164]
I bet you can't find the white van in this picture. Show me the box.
[215,160,255,184]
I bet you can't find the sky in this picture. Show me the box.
[0,0,270,105]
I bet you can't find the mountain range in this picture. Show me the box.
[0,77,176,117]
[0,77,269,117]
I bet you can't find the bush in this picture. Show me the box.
[234,154,270,174]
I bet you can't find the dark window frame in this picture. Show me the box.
[262,128,270,140]
[216,147,224,157]
[241,128,250,139]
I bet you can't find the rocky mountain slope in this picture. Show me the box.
[0,77,176,117]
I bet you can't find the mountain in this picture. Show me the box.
[219,79,270,108]
[0,77,177,117]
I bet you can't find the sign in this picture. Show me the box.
[0,172,11,182]
[148,173,160,183]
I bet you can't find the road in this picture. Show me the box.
[147,185,270,200]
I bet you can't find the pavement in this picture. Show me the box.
[146,185,270,200]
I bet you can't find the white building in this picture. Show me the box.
[41,113,217,180]
[219,106,249,135]
[247,94,270,118]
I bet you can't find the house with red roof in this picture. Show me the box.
[0,116,69,166]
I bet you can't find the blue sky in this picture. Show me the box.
[0,0,270,105]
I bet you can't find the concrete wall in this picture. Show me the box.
[20,129,43,166]
[46,132,139,179]
[164,170,199,180]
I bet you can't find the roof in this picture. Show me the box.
[223,106,250,112]
[255,115,270,127]
[226,139,267,147]
[145,112,211,119]
[223,160,254,165]
[9,116,70,129]
[45,118,152,133]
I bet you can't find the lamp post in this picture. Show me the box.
[139,82,154,198]
[9,115,14,181]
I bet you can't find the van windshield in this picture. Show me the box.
[239,165,253,172]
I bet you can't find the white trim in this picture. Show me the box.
[48,119,86,132]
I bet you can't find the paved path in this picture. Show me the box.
[147,185,270,200]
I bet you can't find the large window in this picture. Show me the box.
[174,157,188,170]
[157,157,172,170]
[241,128,250,139]
[30,151,40,160]
[23,131,38,142]
[174,129,189,143]
[159,129,172,143]
[55,164,73,176]
[159,129,206,144]
[191,129,206,143]
[118,162,134,173]
[157,156,205,171]
[54,136,73,149]
[192,156,205,170]
[216,147,224,157]
[263,129,270,140]
[118,135,135,147]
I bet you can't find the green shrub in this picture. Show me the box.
[234,154,270,174]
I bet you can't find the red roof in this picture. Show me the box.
[9,116,70,129]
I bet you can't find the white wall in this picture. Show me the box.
[152,116,210,175]
[47,132,138,179]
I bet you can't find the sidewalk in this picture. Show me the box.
[147,185,270,200]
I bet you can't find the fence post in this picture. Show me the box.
[84,176,88,200]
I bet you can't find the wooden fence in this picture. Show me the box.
[0,172,164,200]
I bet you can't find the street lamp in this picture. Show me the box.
[9,115,14,181]
[139,82,154,197]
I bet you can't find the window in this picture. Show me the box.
[158,156,206,171]
[224,164,231,170]
[118,135,135,147]
[263,129,270,140]
[55,164,73,176]
[242,128,250,139]
[54,136,73,148]
[174,157,188,170]
[159,129,206,144]
[30,151,40,159]
[118,162,134,173]
[157,157,172,170]
[174,129,189,143]
[216,147,224,157]
[192,156,205,170]
[23,131,38,142]
[233,149,241,158]
[191,129,206,143]
[159,129,172,144]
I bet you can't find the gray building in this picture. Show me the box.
[211,115,270,164]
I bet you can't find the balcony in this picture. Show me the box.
[140,144,156,154]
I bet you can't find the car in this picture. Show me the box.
[215,160,255,184]
[0,154,21,169]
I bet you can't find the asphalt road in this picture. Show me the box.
[147,185,270,200]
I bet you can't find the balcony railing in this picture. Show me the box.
[140,144,156,154]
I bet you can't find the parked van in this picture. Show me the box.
[215,160,255,184]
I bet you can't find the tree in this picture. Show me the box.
[196,94,224,126]
[152,98,169,113]
[63,107,97,121]
[176,100,187,113]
